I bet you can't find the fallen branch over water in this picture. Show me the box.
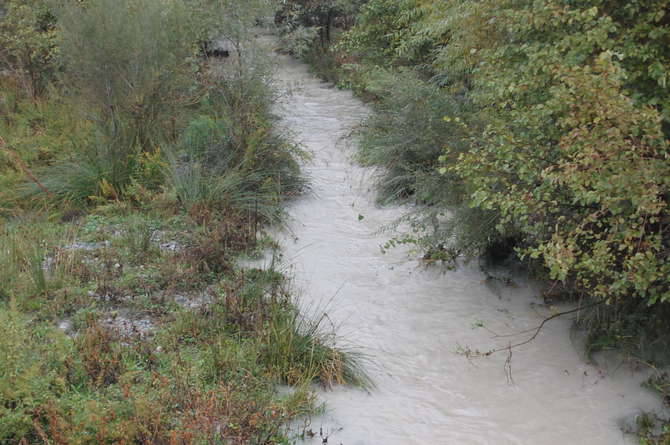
[459,298,607,364]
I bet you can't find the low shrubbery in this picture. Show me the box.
[0,240,365,442]
[0,0,367,442]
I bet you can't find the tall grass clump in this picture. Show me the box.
[0,221,78,305]
[22,0,200,207]
[357,68,504,257]
[164,46,307,222]
[261,303,372,388]
[358,69,466,205]
[205,50,307,196]
[30,132,138,205]
[195,267,371,389]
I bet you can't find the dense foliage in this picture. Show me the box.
[0,0,58,98]
[280,0,670,371]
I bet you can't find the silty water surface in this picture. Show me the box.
[268,47,662,445]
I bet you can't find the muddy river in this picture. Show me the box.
[266,43,662,445]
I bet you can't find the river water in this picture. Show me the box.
[266,47,663,445]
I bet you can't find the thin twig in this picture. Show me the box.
[481,297,606,357]
[504,343,514,385]
[1,136,54,197]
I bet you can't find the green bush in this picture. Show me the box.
[0,0,58,98]
[336,0,424,66]
[55,0,200,150]
[453,53,670,304]
[332,0,670,358]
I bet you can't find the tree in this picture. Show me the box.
[0,0,58,98]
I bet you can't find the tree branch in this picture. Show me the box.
[481,297,606,357]
[0,136,54,198]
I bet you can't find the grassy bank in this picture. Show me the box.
[0,209,367,443]
[0,0,367,442]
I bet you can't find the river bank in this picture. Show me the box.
[0,4,365,440]
[266,40,666,445]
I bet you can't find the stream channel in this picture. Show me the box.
[261,41,664,445]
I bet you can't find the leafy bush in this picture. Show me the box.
[275,0,365,47]
[336,0,424,66]
[278,25,321,58]
[55,0,199,150]
[332,0,670,358]
[453,53,670,304]
[0,0,58,98]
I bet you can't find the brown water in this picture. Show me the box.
[267,47,662,445]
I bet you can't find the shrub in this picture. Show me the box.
[55,0,200,150]
[449,25,670,306]
[0,0,58,98]
[333,0,670,359]
[278,25,321,58]
[0,310,72,442]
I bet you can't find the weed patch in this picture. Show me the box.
[0,2,368,441]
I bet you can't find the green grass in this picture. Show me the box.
[0,205,369,443]
[261,303,372,389]
[0,10,368,441]
[0,167,367,444]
